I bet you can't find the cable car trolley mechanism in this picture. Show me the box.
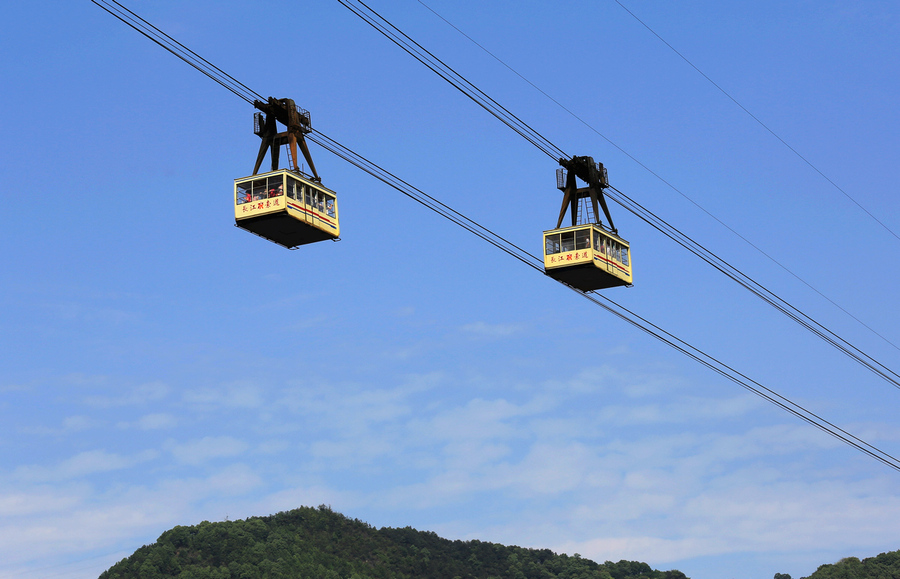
[543,156,632,291]
[234,97,339,248]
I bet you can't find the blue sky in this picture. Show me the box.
[1,1,899,578]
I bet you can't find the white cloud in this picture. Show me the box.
[1,364,895,579]
[554,536,723,568]
[43,300,140,325]
[543,365,674,397]
[204,464,264,496]
[597,394,760,427]
[394,306,415,317]
[279,381,417,433]
[183,383,264,409]
[62,415,99,432]
[0,467,270,572]
[13,450,158,482]
[137,413,177,430]
[460,321,526,338]
[116,413,178,430]
[309,437,396,465]
[0,487,85,517]
[84,381,170,408]
[252,485,356,518]
[167,436,249,465]
[258,439,291,455]
[410,396,546,444]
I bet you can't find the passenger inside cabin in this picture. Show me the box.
[575,229,591,250]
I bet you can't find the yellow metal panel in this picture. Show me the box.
[235,196,287,220]
[545,248,593,269]
[284,197,340,237]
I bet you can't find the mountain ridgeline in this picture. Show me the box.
[795,550,900,579]
[99,505,689,579]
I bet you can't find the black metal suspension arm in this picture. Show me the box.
[252,97,320,181]
[557,156,617,232]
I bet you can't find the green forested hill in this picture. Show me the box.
[99,505,688,579]
[799,551,900,579]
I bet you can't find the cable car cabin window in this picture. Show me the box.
[575,229,591,250]
[301,186,336,217]
[621,247,629,266]
[545,233,561,255]
[560,231,576,252]
[267,179,283,199]
[315,191,324,213]
[237,183,252,204]
[236,176,286,204]
[252,180,267,201]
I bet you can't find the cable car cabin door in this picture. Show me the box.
[597,233,613,276]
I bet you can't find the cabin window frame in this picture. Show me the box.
[545,233,561,255]
[575,229,591,250]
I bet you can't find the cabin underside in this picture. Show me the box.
[544,263,629,291]
[236,213,336,249]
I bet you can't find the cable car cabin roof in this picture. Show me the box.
[543,224,632,291]
[234,169,339,249]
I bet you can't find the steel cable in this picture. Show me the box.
[312,127,900,473]
[336,0,568,161]
[91,0,900,472]
[337,0,900,391]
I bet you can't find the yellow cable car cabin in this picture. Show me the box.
[234,169,339,248]
[543,224,632,290]
[545,156,633,291]
[234,97,340,248]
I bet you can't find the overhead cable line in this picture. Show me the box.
[338,0,900,389]
[413,0,900,358]
[309,129,539,269]
[611,0,900,243]
[417,0,900,362]
[310,128,900,474]
[91,0,264,105]
[605,184,900,389]
[91,1,900,472]
[335,0,567,161]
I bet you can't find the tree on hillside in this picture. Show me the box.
[100,506,688,579]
